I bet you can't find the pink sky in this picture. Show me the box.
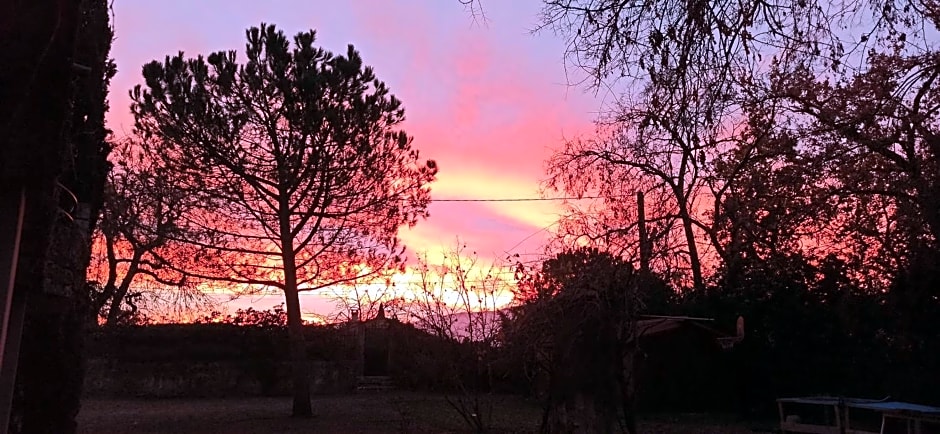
[107,1,601,318]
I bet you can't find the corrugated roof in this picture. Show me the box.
[851,401,940,416]
[778,397,940,417]
[777,396,886,406]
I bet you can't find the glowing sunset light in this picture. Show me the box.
[105,1,600,319]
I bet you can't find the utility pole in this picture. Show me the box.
[636,191,651,278]
[623,191,652,434]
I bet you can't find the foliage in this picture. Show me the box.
[5,1,115,433]
[89,139,215,325]
[540,0,940,412]
[195,304,290,327]
[130,23,436,416]
[504,248,640,433]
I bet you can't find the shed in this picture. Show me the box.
[777,396,940,434]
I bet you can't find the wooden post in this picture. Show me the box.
[0,187,28,432]
[623,191,651,434]
[636,192,651,279]
[836,399,845,434]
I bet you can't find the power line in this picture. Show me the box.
[504,220,558,254]
[431,195,619,202]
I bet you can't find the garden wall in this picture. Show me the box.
[84,359,357,398]
[82,323,359,398]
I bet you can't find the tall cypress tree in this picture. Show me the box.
[3,1,114,433]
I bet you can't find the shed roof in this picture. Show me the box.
[851,401,940,417]
[778,396,886,406]
[637,315,743,348]
[778,397,940,418]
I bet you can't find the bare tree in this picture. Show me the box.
[546,87,743,290]
[89,140,214,325]
[540,0,939,291]
[537,0,924,93]
[400,244,513,432]
[328,275,402,323]
[404,245,509,343]
[130,24,437,417]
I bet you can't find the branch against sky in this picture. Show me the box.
[540,0,940,292]
[545,81,746,291]
[90,139,214,325]
[458,0,488,24]
[130,23,437,417]
[538,0,930,93]
[402,244,511,343]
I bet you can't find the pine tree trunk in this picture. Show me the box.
[282,261,312,417]
[279,222,312,417]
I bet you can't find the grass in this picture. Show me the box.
[77,392,769,433]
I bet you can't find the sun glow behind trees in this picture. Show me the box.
[111,23,440,416]
[90,141,549,326]
[90,244,520,326]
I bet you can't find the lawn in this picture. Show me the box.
[77,393,769,433]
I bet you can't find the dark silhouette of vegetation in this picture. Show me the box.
[8,1,940,432]
[130,23,436,417]
[539,0,940,418]
[1,1,114,433]
[399,245,510,433]
[90,140,213,326]
[505,248,640,434]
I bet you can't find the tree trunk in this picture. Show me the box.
[14,202,98,434]
[620,351,638,434]
[105,257,140,325]
[545,392,617,434]
[282,266,312,417]
[279,237,312,417]
[677,197,705,291]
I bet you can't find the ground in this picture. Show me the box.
[77,393,771,433]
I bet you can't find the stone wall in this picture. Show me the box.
[84,358,357,398]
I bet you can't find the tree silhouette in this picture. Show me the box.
[2,0,114,432]
[541,0,940,285]
[507,248,640,433]
[130,24,436,416]
[537,0,940,410]
[546,92,734,291]
[90,140,212,325]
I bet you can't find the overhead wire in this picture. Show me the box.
[430,195,622,202]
